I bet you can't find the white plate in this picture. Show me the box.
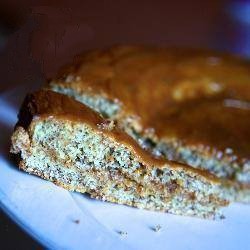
[0,85,250,250]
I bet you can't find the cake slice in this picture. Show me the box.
[10,90,232,219]
[48,46,250,202]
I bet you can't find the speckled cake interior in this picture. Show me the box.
[10,91,231,219]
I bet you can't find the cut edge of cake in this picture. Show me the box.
[10,90,233,219]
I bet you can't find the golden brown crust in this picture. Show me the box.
[51,46,250,162]
[16,90,222,183]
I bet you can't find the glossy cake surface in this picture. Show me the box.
[51,46,250,162]
[48,46,250,203]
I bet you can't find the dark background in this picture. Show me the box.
[0,1,249,249]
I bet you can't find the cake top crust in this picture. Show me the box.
[17,90,221,183]
[52,46,250,161]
